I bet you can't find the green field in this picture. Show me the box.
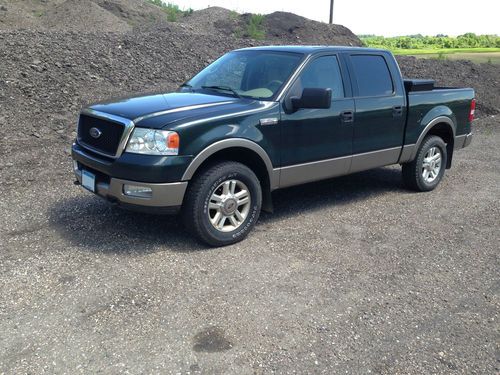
[359,34,500,65]
[393,47,500,55]
[394,48,500,64]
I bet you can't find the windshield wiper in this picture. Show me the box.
[201,85,241,99]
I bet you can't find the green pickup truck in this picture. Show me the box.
[72,46,475,246]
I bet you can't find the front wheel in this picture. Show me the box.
[402,135,447,192]
[182,161,262,246]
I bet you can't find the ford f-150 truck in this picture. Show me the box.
[72,46,475,246]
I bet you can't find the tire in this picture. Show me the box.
[182,161,262,247]
[402,135,447,192]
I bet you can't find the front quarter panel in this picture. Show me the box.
[171,101,281,169]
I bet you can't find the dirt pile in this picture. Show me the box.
[397,56,499,117]
[0,2,498,152]
[0,1,362,45]
[0,0,47,29]
[180,6,235,34]
[41,0,131,32]
[262,11,361,46]
[1,29,497,145]
[0,29,253,141]
[181,8,362,46]
[0,0,169,31]
[0,1,366,146]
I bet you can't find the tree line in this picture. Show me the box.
[360,33,500,49]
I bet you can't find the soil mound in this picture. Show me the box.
[1,29,497,145]
[41,0,131,32]
[181,8,362,46]
[0,1,362,45]
[93,0,170,27]
[397,56,499,117]
[181,6,234,33]
[0,2,497,150]
[262,11,361,46]
[0,0,46,29]
[0,0,168,31]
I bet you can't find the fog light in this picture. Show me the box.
[123,184,153,198]
[73,160,79,172]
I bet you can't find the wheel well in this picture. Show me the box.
[426,123,454,168]
[190,147,273,212]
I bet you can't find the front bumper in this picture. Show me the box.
[72,142,193,183]
[73,148,187,214]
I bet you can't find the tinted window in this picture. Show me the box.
[295,56,344,99]
[350,55,393,96]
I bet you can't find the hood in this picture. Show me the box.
[88,92,242,125]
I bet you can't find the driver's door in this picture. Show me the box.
[279,54,355,187]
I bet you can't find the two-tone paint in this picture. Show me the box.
[72,46,474,212]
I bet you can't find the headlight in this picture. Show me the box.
[125,128,179,156]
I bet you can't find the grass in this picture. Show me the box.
[147,0,193,22]
[386,48,500,65]
[246,14,265,40]
[391,48,500,64]
[423,52,500,64]
[392,47,500,55]
[229,10,239,20]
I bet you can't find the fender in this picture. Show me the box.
[181,138,280,190]
[408,115,456,161]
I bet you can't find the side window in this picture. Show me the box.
[350,55,394,97]
[294,55,345,99]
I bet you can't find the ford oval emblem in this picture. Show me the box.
[89,127,102,139]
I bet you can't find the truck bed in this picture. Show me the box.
[404,82,475,145]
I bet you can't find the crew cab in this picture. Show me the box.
[72,46,475,246]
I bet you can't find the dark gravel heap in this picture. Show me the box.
[0,0,169,31]
[397,56,499,117]
[0,1,362,46]
[0,29,254,143]
[188,8,363,46]
[1,29,497,147]
[262,11,361,46]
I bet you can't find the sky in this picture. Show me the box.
[173,0,499,36]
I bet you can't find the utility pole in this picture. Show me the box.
[329,0,334,24]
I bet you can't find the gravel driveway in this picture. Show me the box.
[0,117,498,374]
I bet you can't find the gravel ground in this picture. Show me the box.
[0,115,498,373]
[0,17,499,373]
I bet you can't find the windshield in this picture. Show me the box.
[185,50,304,100]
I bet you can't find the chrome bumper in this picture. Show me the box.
[73,163,187,212]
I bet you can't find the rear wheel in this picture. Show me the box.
[182,161,262,246]
[402,135,447,192]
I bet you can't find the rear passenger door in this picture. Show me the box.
[347,53,406,172]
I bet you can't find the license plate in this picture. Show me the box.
[82,169,96,192]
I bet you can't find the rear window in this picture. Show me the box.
[350,55,394,97]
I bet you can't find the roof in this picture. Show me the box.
[235,45,390,55]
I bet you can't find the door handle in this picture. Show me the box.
[341,110,354,123]
[392,105,403,117]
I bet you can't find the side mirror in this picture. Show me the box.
[291,88,332,111]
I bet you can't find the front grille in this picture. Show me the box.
[77,114,125,156]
